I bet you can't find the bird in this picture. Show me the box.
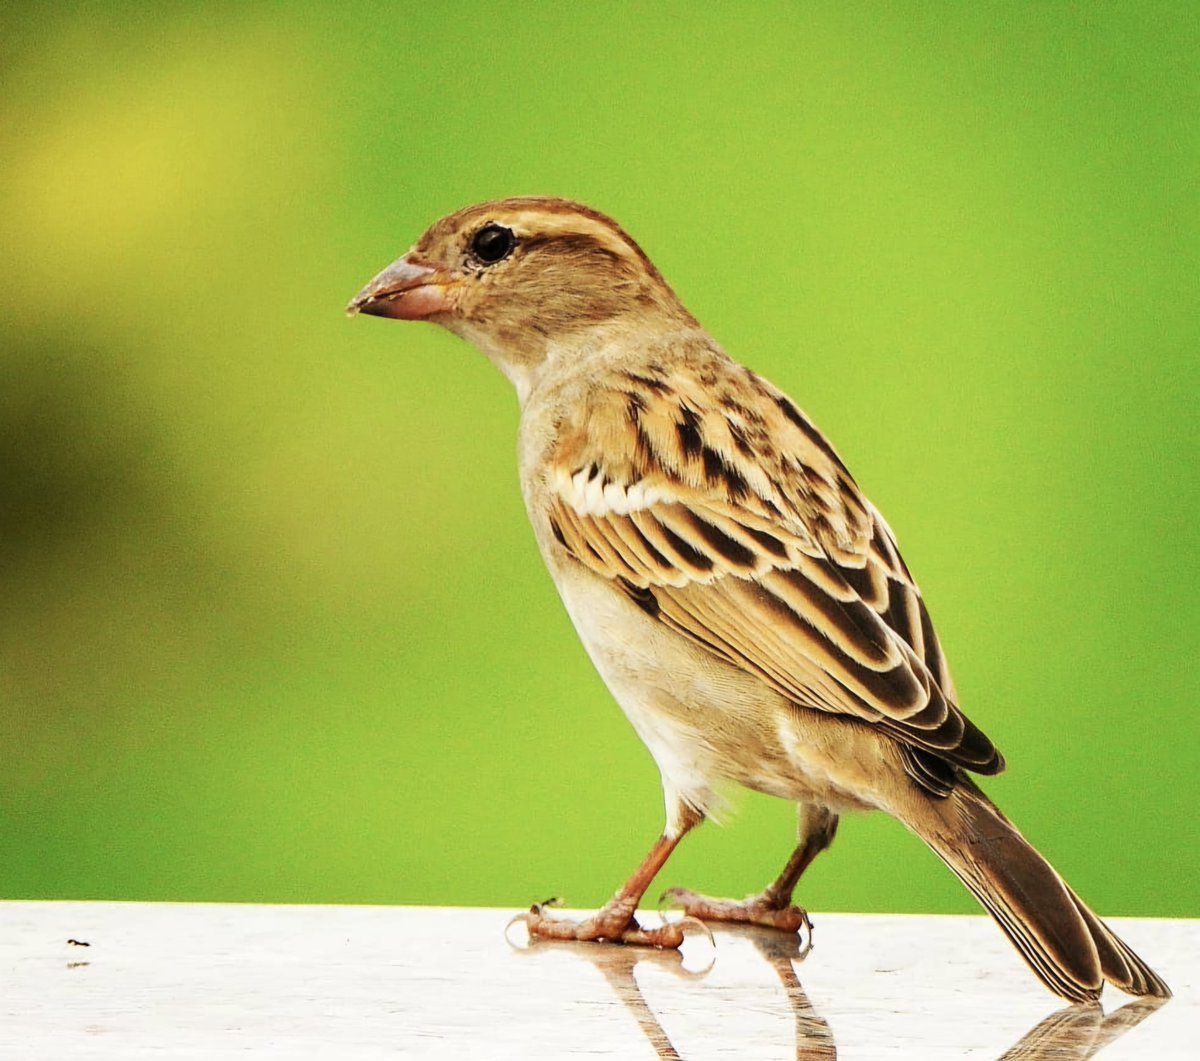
[347,196,1169,1003]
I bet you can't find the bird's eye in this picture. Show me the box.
[470,224,515,264]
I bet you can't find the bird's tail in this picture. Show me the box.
[900,779,1170,1003]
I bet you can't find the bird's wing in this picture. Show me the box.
[545,362,1002,793]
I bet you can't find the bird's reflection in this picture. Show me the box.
[712,924,836,1061]
[510,922,1165,1060]
[997,996,1166,1060]
[588,947,693,1061]
[510,922,834,1059]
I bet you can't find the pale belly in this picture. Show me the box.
[550,561,885,832]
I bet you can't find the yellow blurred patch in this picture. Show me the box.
[1,23,315,301]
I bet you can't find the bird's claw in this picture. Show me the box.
[661,886,813,945]
[507,902,713,949]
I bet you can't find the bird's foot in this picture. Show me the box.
[510,899,712,949]
[661,887,813,937]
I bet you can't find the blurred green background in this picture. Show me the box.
[1,2,1197,917]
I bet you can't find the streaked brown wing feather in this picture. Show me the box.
[546,363,1003,787]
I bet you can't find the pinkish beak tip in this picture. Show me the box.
[346,256,450,320]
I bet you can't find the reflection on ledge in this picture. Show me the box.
[514,922,1166,1060]
[998,997,1165,1061]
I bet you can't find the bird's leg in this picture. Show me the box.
[663,805,838,935]
[515,808,708,948]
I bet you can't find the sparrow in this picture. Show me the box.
[347,197,1169,1003]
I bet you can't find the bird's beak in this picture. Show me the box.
[345,254,453,320]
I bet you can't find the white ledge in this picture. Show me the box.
[0,902,1193,1058]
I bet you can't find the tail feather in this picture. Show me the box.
[1068,884,1171,998]
[904,779,1170,1003]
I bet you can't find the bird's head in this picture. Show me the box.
[347,197,696,394]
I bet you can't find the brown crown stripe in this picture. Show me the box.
[520,231,625,261]
[479,196,672,286]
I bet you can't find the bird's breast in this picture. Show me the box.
[543,558,883,816]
